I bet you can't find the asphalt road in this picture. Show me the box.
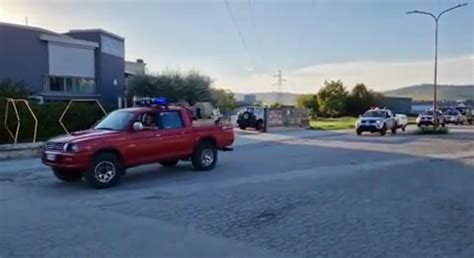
[1,125,473,258]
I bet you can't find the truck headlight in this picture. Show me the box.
[64,143,79,153]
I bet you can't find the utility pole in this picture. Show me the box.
[25,16,29,26]
[273,69,286,104]
[406,3,468,127]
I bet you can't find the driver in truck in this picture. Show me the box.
[142,113,158,130]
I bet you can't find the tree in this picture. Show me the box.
[317,80,348,117]
[127,70,214,104]
[127,75,157,98]
[346,83,385,115]
[296,94,319,118]
[346,83,373,115]
[269,102,293,109]
[211,88,237,114]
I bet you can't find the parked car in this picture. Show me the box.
[444,109,465,125]
[416,110,446,127]
[355,108,398,136]
[42,97,235,189]
[455,105,473,125]
[237,106,265,131]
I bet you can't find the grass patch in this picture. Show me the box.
[414,126,449,135]
[310,117,356,130]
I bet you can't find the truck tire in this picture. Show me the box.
[380,125,387,136]
[356,129,362,135]
[402,125,406,132]
[53,168,83,182]
[242,112,251,121]
[239,125,246,130]
[84,152,123,189]
[160,160,179,167]
[391,123,397,134]
[192,141,217,171]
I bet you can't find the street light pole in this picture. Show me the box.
[407,3,468,127]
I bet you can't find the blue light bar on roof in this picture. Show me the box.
[154,97,168,105]
[135,97,168,107]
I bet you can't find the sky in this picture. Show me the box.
[1,0,473,93]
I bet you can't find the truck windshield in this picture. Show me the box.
[94,110,135,131]
[362,111,384,117]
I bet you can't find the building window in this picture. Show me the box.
[49,77,65,92]
[46,76,96,94]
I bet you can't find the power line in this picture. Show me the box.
[273,69,287,103]
[224,0,257,70]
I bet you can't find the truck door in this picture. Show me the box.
[122,111,162,166]
[386,110,394,128]
[155,110,194,160]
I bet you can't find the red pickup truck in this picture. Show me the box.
[42,104,234,188]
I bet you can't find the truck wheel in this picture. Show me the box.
[391,124,397,134]
[192,141,217,171]
[356,129,362,136]
[239,125,246,130]
[160,160,178,167]
[402,126,406,132]
[52,168,83,182]
[242,112,251,121]
[84,152,123,189]
[380,125,387,136]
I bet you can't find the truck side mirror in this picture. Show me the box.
[133,121,144,131]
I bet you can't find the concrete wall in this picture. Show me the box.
[0,24,49,93]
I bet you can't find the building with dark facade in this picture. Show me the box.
[378,96,413,114]
[0,22,125,106]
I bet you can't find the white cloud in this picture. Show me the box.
[216,55,474,93]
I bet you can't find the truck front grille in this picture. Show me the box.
[45,142,65,151]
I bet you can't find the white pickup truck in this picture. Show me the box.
[394,114,408,131]
[355,108,407,136]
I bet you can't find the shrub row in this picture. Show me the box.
[0,99,113,144]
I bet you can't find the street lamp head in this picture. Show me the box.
[406,10,418,14]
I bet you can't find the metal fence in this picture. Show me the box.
[266,108,310,128]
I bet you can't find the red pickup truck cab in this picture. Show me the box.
[42,105,234,188]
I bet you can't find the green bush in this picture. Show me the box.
[0,100,113,144]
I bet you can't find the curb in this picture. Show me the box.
[0,142,44,161]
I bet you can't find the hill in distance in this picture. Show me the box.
[235,84,473,105]
[384,84,474,101]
